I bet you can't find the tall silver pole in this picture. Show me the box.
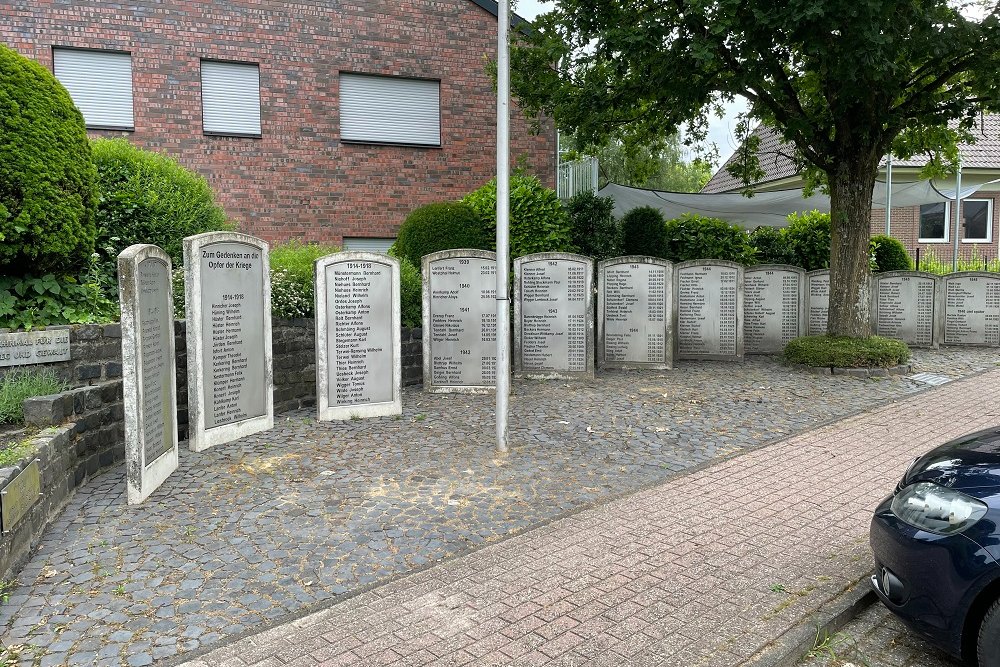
[884,154,892,236]
[952,156,963,271]
[495,0,510,453]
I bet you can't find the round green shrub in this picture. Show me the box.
[662,214,757,264]
[269,241,340,319]
[871,235,912,273]
[620,206,667,258]
[399,256,422,328]
[92,138,231,290]
[783,210,831,271]
[783,335,910,368]
[0,43,97,274]
[566,191,620,262]
[749,226,795,265]
[391,202,490,268]
[461,173,574,259]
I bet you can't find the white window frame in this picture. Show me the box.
[918,201,950,243]
[52,47,134,130]
[961,198,993,244]
[339,73,441,147]
[200,60,262,137]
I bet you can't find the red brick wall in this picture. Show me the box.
[868,193,1000,267]
[3,1,556,245]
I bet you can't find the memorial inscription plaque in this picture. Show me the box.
[743,265,805,354]
[0,329,70,368]
[873,271,939,347]
[514,253,595,378]
[316,252,401,420]
[184,232,273,451]
[597,256,673,369]
[674,260,744,361]
[422,250,497,393]
[942,272,1000,346]
[806,270,830,336]
[119,245,179,504]
[1,460,40,533]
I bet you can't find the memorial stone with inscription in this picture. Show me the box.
[873,272,938,347]
[743,265,804,354]
[316,252,401,420]
[515,253,594,378]
[942,272,1000,346]
[118,244,178,504]
[422,250,497,393]
[0,330,70,368]
[598,256,672,369]
[674,260,744,360]
[184,232,273,451]
[806,270,830,336]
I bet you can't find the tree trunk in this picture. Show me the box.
[827,153,880,338]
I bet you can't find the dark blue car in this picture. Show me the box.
[871,426,1000,666]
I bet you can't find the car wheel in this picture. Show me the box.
[980,599,1000,667]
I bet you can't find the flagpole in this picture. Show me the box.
[495,0,511,453]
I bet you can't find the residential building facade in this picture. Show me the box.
[1,0,556,248]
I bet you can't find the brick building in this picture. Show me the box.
[702,116,1000,263]
[1,0,556,249]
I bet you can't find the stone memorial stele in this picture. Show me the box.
[315,252,401,420]
[941,271,1000,347]
[743,265,805,355]
[118,244,179,504]
[597,256,673,370]
[422,249,497,393]
[514,252,595,379]
[873,271,939,348]
[183,232,273,451]
[806,270,830,336]
[673,260,744,361]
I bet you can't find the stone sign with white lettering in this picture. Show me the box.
[941,272,1000,346]
[0,329,70,368]
[806,270,830,336]
[743,265,805,354]
[183,232,273,451]
[674,260,744,361]
[514,253,595,379]
[1,460,40,534]
[422,250,497,393]
[597,256,673,369]
[118,244,179,504]
[873,271,939,348]
[316,252,401,420]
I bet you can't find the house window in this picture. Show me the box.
[919,202,949,242]
[52,48,134,130]
[962,199,992,243]
[342,237,396,254]
[339,73,440,146]
[201,61,261,137]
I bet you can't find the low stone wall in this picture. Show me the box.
[0,380,125,580]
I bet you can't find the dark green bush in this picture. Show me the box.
[399,256,422,328]
[269,241,339,318]
[461,173,574,258]
[91,138,231,294]
[391,202,490,268]
[783,335,911,368]
[783,210,831,271]
[566,191,620,262]
[662,214,757,264]
[0,43,97,274]
[0,270,117,330]
[620,206,667,258]
[871,235,912,273]
[750,226,795,265]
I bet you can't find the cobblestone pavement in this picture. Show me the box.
[178,357,1000,667]
[797,602,960,667]
[0,350,996,666]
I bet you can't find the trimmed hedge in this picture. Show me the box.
[392,202,490,268]
[784,210,831,271]
[784,335,911,368]
[620,206,667,258]
[662,214,757,264]
[871,235,912,273]
[399,256,422,328]
[749,226,795,265]
[566,191,620,263]
[0,43,97,274]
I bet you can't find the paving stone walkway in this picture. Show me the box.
[0,349,997,666]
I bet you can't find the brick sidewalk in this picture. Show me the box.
[181,369,1000,667]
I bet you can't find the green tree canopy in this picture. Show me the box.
[566,134,715,191]
[511,0,1000,336]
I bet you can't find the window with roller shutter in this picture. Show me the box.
[339,73,440,147]
[52,47,134,130]
[201,60,262,137]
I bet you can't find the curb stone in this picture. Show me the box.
[743,579,878,667]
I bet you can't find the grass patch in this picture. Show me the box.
[784,335,910,368]
[0,439,32,468]
[0,369,66,424]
